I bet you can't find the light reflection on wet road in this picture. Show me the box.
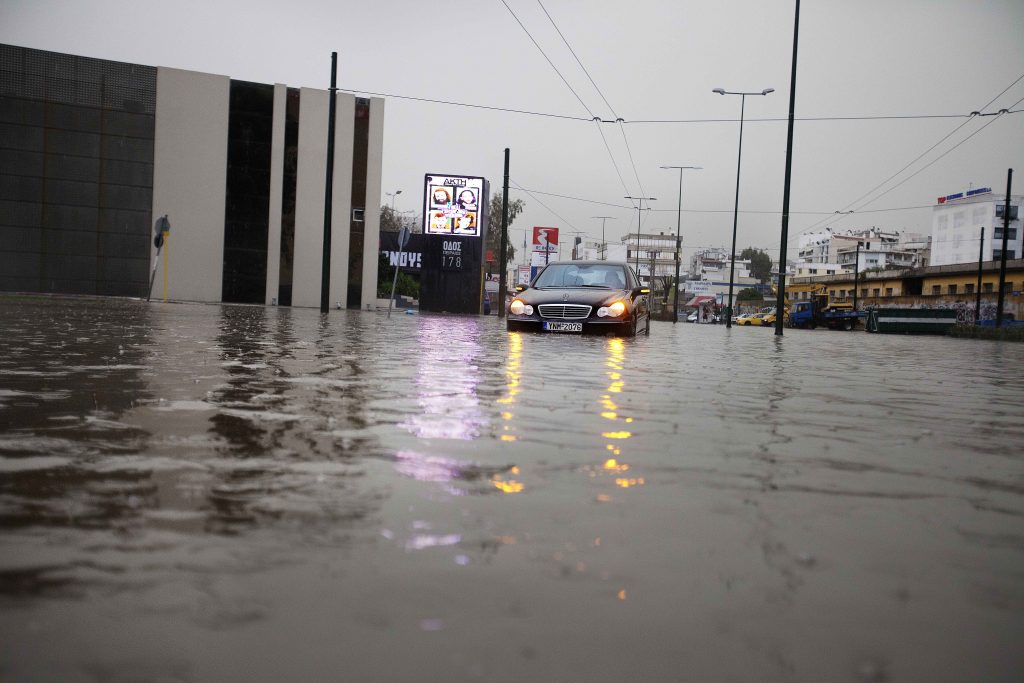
[1,296,1022,681]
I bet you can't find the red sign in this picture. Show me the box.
[532,226,559,252]
[485,249,494,262]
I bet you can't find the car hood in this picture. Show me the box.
[515,287,630,307]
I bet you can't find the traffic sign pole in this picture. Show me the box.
[387,226,410,319]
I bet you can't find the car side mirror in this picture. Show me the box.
[515,284,528,292]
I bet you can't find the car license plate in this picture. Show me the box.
[543,321,582,333]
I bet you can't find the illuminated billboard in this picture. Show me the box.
[423,173,486,237]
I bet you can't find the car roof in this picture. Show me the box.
[543,261,629,267]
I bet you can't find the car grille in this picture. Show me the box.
[538,304,592,319]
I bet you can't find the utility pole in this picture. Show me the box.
[320,51,338,314]
[650,250,659,304]
[975,226,984,325]
[713,88,773,329]
[774,0,801,336]
[995,168,1013,327]
[660,166,701,323]
[624,196,656,282]
[592,216,615,260]
[498,148,510,319]
[852,241,861,312]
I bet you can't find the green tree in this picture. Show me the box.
[737,287,763,301]
[486,194,524,264]
[661,275,676,302]
[377,253,420,299]
[380,205,404,232]
[740,247,773,283]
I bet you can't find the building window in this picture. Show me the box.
[965,283,974,294]
[1005,282,1015,292]
[885,287,893,296]
[995,204,1019,220]
[948,284,957,295]
[931,285,941,295]
[983,282,993,293]
[994,250,1017,260]
[872,288,880,296]
[993,228,1018,240]
[829,289,835,297]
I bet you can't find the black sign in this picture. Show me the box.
[380,231,424,271]
[420,234,484,314]
[441,240,464,271]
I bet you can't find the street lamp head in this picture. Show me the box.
[395,189,402,196]
[712,88,726,95]
[761,88,775,95]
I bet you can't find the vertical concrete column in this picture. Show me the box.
[291,88,356,308]
[329,93,355,309]
[264,83,287,305]
[361,97,385,311]
[151,67,229,303]
[291,88,328,308]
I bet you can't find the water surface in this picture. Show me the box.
[1,297,1022,681]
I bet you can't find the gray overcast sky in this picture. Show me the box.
[3,0,1022,262]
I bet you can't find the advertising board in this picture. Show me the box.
[532,227,559,253]
[423,174,486,237]
[419,172,490,315]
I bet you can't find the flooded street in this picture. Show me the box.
[1,296,1022,681]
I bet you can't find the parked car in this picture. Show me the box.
[760,308,786,326]
[506,261,651,337]
[735,313,760,325]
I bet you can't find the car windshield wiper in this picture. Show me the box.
[576,284,612,288]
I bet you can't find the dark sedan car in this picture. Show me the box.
[506,261,651,336]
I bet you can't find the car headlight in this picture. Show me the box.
[598,301,627,318]
[510,300,533,316]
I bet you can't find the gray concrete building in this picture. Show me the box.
[0,44,383,309]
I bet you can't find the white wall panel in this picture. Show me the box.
[329,93,354,309]
[151,67,229,302]
[361,97,385,310]
[292,88,356,308]
[264,84,287,305]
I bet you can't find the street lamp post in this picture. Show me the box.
[624,196,656,282]
[592,216,616,260]
[660,165,702,323]
[386,189,402,211]
[713,87,773,329]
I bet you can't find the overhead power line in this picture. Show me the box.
[337,86,1020,123]
[510,179,580,232]
[536,0,618,121]
[499,0,595,119]
[516,0,643,203]
[853,97,1022,209]
[508,184,935,216]
[790,72,1024,241]
[593,120,637,208]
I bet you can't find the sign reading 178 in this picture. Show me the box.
[441,240,463,271]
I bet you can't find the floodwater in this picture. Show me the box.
[1,296,1022,682]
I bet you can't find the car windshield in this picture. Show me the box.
[534,264,627,289]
